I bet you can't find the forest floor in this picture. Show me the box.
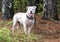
[35,14,60,42]
[0,12,60,42]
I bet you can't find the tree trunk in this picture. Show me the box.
[42,0,59,20]
[2,0,14,20]
[52,0,59,20]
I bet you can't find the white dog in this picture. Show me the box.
[12,6,36,35]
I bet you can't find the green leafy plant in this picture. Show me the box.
[0,27,12,42]
[14,0,43,13]
[14,0,28,12]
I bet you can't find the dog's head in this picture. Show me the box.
[26,6,36,18]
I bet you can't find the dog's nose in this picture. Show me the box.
[30,11,33,14]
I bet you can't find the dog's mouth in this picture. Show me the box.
[29,11,33,17]
[26,15,34,20]
[26,11,34,20]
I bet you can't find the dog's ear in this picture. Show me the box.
[34,6,36,9]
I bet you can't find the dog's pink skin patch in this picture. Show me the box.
[29,14,33,17]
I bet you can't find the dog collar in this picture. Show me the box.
[26,15,34,20]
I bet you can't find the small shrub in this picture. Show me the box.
[0,27,12,42]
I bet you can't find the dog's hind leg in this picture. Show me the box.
[16,23,19,30]
[12,20,17,33]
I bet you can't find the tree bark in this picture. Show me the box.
[52,0,59,20]
[42,0,59,20]
[2,0,14,20]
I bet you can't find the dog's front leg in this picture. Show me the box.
[23,24,28,35]
[28,24,33,35]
